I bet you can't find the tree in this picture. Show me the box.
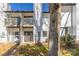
[34,3,42,44]
[48,3,61,56]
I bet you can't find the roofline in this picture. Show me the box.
[4,11,49,13]
[4,11,33,13]
[61,3,76,6]
[4,3,76,13]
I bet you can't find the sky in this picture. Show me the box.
[10,3,49,12]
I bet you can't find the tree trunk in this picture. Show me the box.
[48,3,61,56]
[34,3,42,44]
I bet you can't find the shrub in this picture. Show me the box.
[15,44,48,56]
[61,34,75,48]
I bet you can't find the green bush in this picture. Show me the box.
[61,34,75,48]
[15,44,48,56]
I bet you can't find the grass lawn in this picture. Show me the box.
[0,43,17,55]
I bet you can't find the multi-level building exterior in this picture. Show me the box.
[4,11,49,43]
[0,3,50,43]
[0,3,79,44]
[0,3,10,43]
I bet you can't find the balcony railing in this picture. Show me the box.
[23,18,33,26]
[5,18,33,27]
[5,18,18,26]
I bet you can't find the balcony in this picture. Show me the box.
[23,18,33,26]
[5,18,33,27]
[5,18,18,27]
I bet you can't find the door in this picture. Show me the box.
[14,32,20,42]
[24,31,33,42]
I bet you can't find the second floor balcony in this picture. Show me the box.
[23,18,33,26]
[5,17,33,27]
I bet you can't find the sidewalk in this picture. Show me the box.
[0,43,17,56]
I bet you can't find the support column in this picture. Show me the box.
[7,28,9,42]
[19,13,23,44]
[19,20,23,44]
[9,30,12,42]
[71,5,76,37]
[75,4,79,44]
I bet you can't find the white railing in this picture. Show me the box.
[5,18,33,26]
[5,18,19,26]
[23,18,33,25]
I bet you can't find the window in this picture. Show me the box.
[38,32,41,37]
[12,17,21,25]
[43,31,47,37]
[15,32,19,35]
[15,32,20,39]
[24,31,32,36]
[23,17,33,25]
[16,17,21,25]
[5,19,8,25]
[27,32,31,36]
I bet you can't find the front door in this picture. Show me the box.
[14,32,20,42]
[24,31,33,42]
